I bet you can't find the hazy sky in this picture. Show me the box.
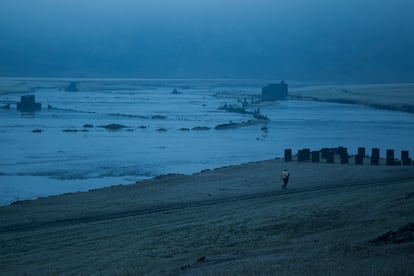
[0,0,413,82]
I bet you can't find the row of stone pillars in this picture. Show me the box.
[284,147,413,166]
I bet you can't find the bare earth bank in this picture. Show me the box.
[1,160,413,275]
[290,83,414,114]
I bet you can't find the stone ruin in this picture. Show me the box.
[261,81,288,101]
[64,82,79,92]
[17,95,41,112]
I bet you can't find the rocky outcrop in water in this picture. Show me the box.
[192,126,210,131]
[64,82,79,92]
[152,115,167,120]
[98,124,128,130]
[215,119,268,130]
[171,88,181,94]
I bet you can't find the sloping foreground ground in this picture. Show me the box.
[0,160,413,275]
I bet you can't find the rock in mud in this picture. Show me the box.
[192,126,210,131]
[99,124,128,130]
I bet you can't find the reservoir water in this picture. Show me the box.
[1,80,413,205]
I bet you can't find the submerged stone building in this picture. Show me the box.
[17,95,41,112]
[261,81,288,101]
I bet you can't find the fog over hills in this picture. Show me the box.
[1,0,413,82]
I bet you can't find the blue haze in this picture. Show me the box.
[0,0,414,81]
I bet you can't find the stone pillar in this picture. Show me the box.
[401,150,412,166]
[386,149,395,166]
[321,148,329,159]
[311,151,320,162]
[358,147,365,157]
[370,157,379,165]
[303,148,311,161]
[355,147,366,165]
[340,152,349,164]
[338,147,348,156]
[371,148,380,165]
[371,148,380,158]
[284,149,292,162]
[326,151,334,163]
[298,150,305,162]
[355,155,364,165]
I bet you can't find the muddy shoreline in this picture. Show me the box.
[289,83,414,114]
[1,160,413,275]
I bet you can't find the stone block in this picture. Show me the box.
[284,149,292,162]
[355,155,364,165]
[371,157,379,165]
[326,152,334,163]
[371,148,380,158]
[311,151,320,162]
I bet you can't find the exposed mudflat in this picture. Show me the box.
[1,159,413,275]
[290,83,414,114]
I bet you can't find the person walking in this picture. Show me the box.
[281,169,290,190]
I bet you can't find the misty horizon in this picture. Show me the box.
[1,0,413,82]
